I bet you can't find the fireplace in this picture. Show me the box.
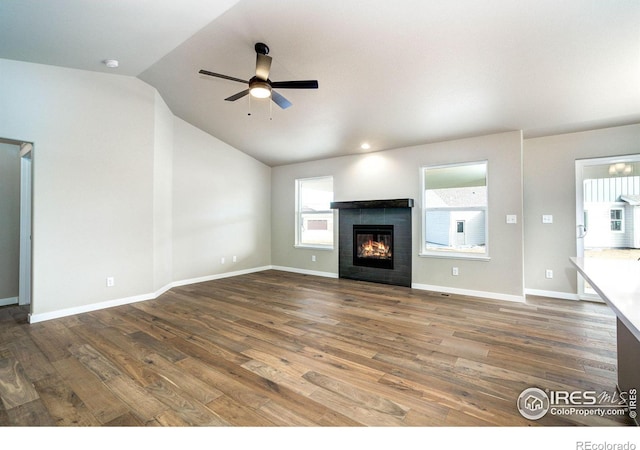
[353,225,393,269]
[331,198,413,287]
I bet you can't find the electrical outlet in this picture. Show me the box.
[542,215,553,224]
[106,276,115,287]
[452,267,459,276]
[312,255,317,262]
[545,269,553,279]
[232,255,237,263]
[221,257,225,264]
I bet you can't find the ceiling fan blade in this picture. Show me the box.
[271,80,318,89]
[271,91,292,109]
[225,89,250,102]
[199,69,248,84]
[255,54,272,81]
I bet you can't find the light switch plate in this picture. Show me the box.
[542,215,553,224]
[506,214,517,224]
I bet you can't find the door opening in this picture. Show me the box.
[0,137,32,311]
[575,154,640,301]
[455,220,466,246]
[19,143,32,306]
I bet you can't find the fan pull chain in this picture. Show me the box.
[247,95,252,116]
[269,97,273,120]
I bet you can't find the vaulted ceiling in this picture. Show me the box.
[1,0,639,166]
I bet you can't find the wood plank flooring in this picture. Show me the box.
[0,270,635,426]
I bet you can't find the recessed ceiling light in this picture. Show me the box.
[360,142,371,150]
[103,59,119,69]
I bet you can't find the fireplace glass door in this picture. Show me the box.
[353,225,394,269]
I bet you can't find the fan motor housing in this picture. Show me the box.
[255,42,269,55]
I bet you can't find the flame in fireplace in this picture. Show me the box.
[359,239,392,259]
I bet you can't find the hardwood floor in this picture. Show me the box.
[0,270,635,427]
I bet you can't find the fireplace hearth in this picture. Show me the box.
[331,199,413,287]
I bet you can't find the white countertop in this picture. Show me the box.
[570,257,640,341]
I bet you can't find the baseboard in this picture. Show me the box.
[28,266,274,324]
[270,265,339,279]
[524,288,580,301]
[269,270,524,303]
[171,266,273,288]
[412,283,525,303]
[0,296,18,307]
[28,292,155,324]
[27,266,539,324]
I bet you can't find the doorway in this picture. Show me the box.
[455,220,466,246]
[0,137,32,309]
[575,154,640,300]
[19,143,32,306]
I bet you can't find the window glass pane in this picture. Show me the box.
[423,162,488,256]
[296,177,334,247]
[609,208,624,232]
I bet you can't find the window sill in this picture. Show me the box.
[295,244,335,251]
[418,252,491,261]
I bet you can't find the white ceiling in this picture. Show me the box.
[1,0,639,167]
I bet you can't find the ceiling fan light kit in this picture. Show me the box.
[199,42,318,111]
[249,79,271,98]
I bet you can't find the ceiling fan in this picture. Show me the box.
[199,42,318,110]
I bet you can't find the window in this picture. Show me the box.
[295,176,334,248]
[421,161,488,258]
[610,208,624,232]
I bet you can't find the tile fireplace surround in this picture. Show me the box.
[331,199,413,287]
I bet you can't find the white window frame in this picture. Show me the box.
[295,176,335,250]
[419,161,490,260]
[610,207,625,233]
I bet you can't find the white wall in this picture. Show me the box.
[272,131,524,300]
[273,124,640,302]
[153,92,174,292]
[0,59,157,316]
[0,142,21,302]
[171,117,271,282]
[523,124,640,297]
[0,58,272,320]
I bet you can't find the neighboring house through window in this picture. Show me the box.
[295,176,334,248]
[421,161,488,258]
